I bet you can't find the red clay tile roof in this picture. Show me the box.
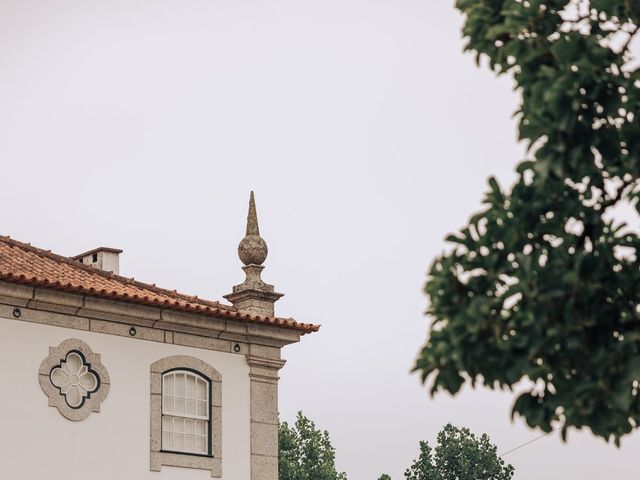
[0,236,319,334]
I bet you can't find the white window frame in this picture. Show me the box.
[161,369,211,456]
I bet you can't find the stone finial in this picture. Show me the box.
[238,191,268,266]
[224,192,283,317]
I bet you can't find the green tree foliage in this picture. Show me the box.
[415,0,640,443]
[378,475,392,480]
[279,412,347,480]
[379,424,513,480]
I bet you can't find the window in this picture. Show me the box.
[38,338,110,422]
[162,370,210,455]
[50,351,99,409]
[150,355,222,477]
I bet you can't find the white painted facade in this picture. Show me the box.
[0,316,251,480]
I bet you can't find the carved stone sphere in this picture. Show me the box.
[238,235,268,265]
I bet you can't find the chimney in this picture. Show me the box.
[72,247,123,274]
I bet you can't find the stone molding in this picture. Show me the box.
[247,356,285,385]
[0,280,300,357]
[38,338,110,421]
[150,355,223,477]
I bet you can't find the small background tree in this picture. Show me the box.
[279,412,347,480]
[378,424,514,480]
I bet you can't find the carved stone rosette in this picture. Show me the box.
[39,338,110,421]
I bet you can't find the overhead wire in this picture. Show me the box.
[499,426,562,457]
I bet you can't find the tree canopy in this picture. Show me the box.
[415,0,640,444]
[279,412,347,480]
[379,424,514,480]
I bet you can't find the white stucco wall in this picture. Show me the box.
[0,316,251,480]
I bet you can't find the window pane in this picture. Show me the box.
[197,379,206,400]
[196,420,205,435]
[197,400,207,418]
[187,374,196,397]
[175,397,185,414]
[79,373,97,391]
[174,417,184,433]
[65,353,81,375]
[66,388,80,408]
[165,374,174,395]
[163,431,172,449]
[196,436,206,453]
[173,433,183,450]
[186,399,197,416]
[162,415,173,433]
[50,368,66,387]
[163,395,174,414]
[184,434,195,451]
[185,418,195,434]
[176,373,185,395]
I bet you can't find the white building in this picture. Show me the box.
[0,193,318,480]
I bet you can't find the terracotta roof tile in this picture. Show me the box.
[0,236,319,334]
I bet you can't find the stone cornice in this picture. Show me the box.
[0,280,301,354]
[246,355,286,371]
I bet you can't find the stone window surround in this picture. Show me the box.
[38,338,110,422]
[150,355,222,477]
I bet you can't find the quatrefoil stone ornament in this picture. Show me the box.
[50,351,99,408]
[39,339,110,421]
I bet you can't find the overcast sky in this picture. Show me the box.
[1,1,639,479]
